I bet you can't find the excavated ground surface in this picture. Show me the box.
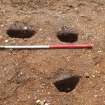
[0,0,105,105]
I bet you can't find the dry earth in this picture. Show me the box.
[0,0,105,105]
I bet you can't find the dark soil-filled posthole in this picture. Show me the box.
[57,26,78,43]
[54,75,81,92]
[7,21,36,38]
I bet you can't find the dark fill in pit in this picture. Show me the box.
[7,21,36,38]
[54,75,80,93]
[57,26,78,43]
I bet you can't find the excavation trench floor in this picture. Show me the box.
[0,0,105,105]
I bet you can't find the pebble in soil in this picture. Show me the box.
[57,26,78,43]
[35,100,49,105]
[7,21,36,38]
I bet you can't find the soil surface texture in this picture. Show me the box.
[0,0,105,105]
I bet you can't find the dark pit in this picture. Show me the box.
[57,26,78,43]
[7,21,35,38]
[54,75,80,93]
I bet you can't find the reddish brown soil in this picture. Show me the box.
[0,0,105,105]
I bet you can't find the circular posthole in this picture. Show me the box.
[7,21,36,38]
[57,26,78,43]
[54,75,81,93]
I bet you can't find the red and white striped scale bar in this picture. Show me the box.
[0,44,93,49]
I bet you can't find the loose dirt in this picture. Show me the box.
[0,0,105,105]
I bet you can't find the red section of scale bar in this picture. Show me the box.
[49,44,93,49]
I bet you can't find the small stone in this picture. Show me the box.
[92,75,95,78]
[66,56,71,62]
[35,100,49,105]
[36,100,44,105]
[47,92,50,94]
[17,72,23,77]
[23,26,28,30]
[20,72,23,75]
[44,103,49,105]
[95,70,100,74]
[36,100,41,104]
[27,95,31,99]
[1,24,4,27]
[100,88,103,91]
[94,95,98,98]
[39,28,42,31]
[74,7,78,11]
[97,50,103,53]
[5,39,9,43]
